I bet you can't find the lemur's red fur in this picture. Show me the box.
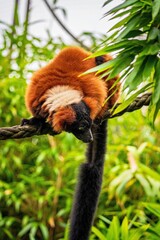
[25,46,120,132]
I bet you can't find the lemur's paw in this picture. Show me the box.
[21,117,42,126]
[21,117,46,133]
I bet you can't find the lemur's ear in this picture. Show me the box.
[52,107,76,133]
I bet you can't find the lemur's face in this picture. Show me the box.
[65,101,93,143]
[67,117,93,143]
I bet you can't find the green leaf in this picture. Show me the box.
[150,59,160,122]
[102,41,130,53]
[110,169,133,188]
[147,27,160,42]
[91,40,144,57]
[108,55,134,79]
[103,0,114,7]
[83,58,118,75]
[18,223,32,237]
[153,98,160,123]
[116,173,133,196]
[117,14,141,40]
[135,173,152,196]
[138,0,152,5]
[152,0,160,20]
[113,83,153,116]
[125,30,143,38]
[110,9,132,20]
[139,43,160,56]
[109,0,138,14]
[29,225,38,240]
[99,215,111,225]
[129,229,144,240]
[14,3,20,26]
[88,44,124,58]
[140,163,160,181]
[91,226,106,240]
[143,202,160,218]
[124,56,146,90]
[39,223,49,240]
[3,229,14,239]
[108,15,131,32]
[107,216,120,240]
[83,63,109,75]
[121,217,129,240]
[142,55,157,80]
[152,59,160,104]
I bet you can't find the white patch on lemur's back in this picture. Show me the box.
[42,85,83,113]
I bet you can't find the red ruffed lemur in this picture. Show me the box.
[24,46,120,240]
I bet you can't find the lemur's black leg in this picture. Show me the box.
[21,117,45,126]
[69,120,107,240]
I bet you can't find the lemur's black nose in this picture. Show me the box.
[81,129,93,143]
[88,129,93,142]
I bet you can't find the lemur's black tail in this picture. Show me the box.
[69,120,107,240]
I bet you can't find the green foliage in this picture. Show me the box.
[0,1,160,239]
[89,112,160,240]
[90,0,160,122]
[91,216,151,240]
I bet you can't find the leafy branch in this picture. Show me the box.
[95,0,160,122]
[0,93,151,140]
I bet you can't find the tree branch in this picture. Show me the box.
[0,93,151,141]
[42,0,90,50]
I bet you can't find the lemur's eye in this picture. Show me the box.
[78,126,86,131]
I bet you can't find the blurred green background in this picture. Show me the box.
[0,1,160,239]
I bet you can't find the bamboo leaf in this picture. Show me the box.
[107,216,120,240]
[108,15,131,32]
[103,0,114,7]
[39,223,49,240]
[116,173,133,196]
[90,40,144,57]
[109,0,138,14]
[152,59,160,104]
[143,202,160,218]
[152,0,160,20]
[83,59,115,75]
[124,56,146,89]
[117,15,141,40]
[140,0,152,6]
[150,59,160,122]
[153,98,160,123]
[121,217,129,240]
[113,83,153,116]
[140,163,160,181]
[142,55,157,81]
[129,229,144,240]
[125,30,144,38]
[89,42,128,57]
[147,27,160,42]
[108,55,134,79]
[29,225,38,240]
[18,223,32,237]
[91,226,106,240]
[139,43,160,56]
[136,173,152,196]
[110,170,133,188]
[110,9,131,20]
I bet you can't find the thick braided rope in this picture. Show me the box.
[0,122,57,140]
[0,93,152,140]
[104,92,151,119]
